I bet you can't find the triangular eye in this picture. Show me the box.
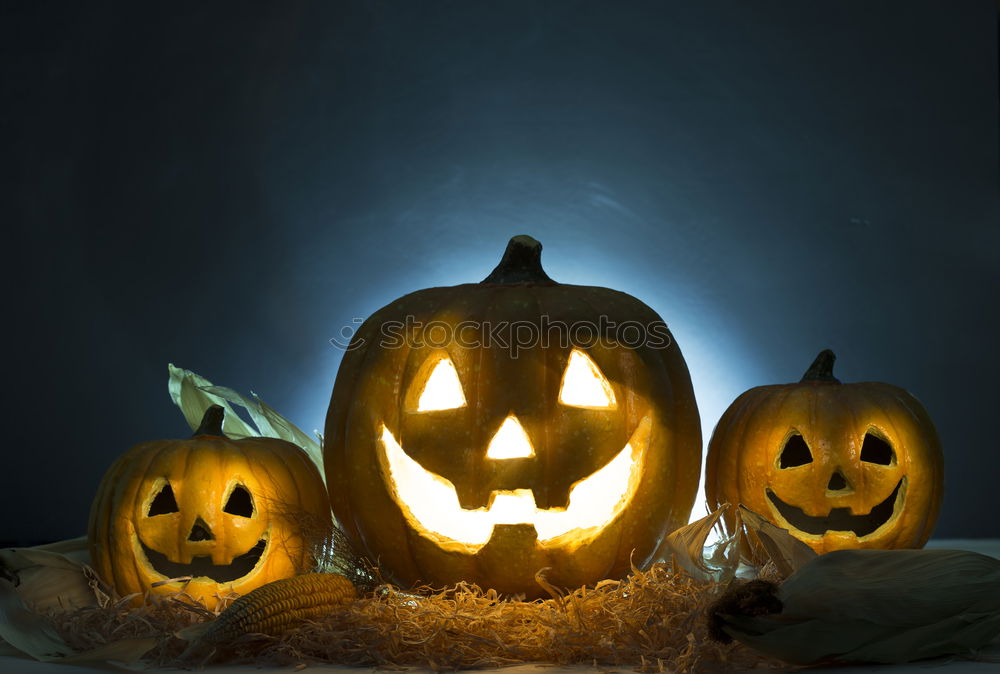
[558,349,616,408]
[223,484,255,517]
[779,433,812,468]
[415,356,466,412]
[860,432,895,465]
[148,483,179,516]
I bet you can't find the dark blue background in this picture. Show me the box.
[4,1,998,542]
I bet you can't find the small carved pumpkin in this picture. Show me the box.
[705,350,944,557]
[88,406,331,608]
[324,235,702,595]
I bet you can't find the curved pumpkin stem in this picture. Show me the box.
[800,349,841,383]
[481,235,555,285]
[193,404,227,437]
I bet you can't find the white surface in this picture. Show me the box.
[2,540,998,673]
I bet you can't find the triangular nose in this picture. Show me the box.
[187,517,214,541]
[486,415,534,459]
[827,470,849,491]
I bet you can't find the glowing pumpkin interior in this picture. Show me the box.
[323,235,703,595]
[383,349,648,550]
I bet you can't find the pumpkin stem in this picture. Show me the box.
[800,349,840,383]
[193,405,228,437]
[481,235,555,284]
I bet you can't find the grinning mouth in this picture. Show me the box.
[380,417,651,550]
[139,538,268,583]
[766,478,904,538]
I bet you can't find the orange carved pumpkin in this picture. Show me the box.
[324,236,701,595]
[88,406,331,608]
[706,350,944,557]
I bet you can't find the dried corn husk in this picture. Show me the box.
[0,539,94,612]
[656,503,817,584]
[0,541,155,664]
[654,504,741,583]
[167,364,324,479]
[737,504,816,577]
[718,548,1000,664]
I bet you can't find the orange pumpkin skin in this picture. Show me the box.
[88,406,331,609]
[324,236,701,596]
[706,350,944,557]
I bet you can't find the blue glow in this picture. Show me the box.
[289,202,771,524]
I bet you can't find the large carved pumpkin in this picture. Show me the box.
[705,350,944,557]
[88,406,331,609]
[324,235,701,595]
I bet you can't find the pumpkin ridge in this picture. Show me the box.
[710,389,761,510]
[406,298,463,581]
[566,290,641,571]
[528,287,553,514]
[383,333,425,581]
[838,387,868,498]
[861,388,927,545]
[127,442,169,592]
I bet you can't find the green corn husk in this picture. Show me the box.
[717,547,1000,664]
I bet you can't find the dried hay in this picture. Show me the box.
[31,504,787,670]
[46,562,781,672]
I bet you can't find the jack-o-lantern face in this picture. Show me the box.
[89,406,331,609]
[706,350,944,557]
[383,347,651,550]
[324,236,702,595]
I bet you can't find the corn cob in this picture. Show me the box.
[199,573,356,644]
